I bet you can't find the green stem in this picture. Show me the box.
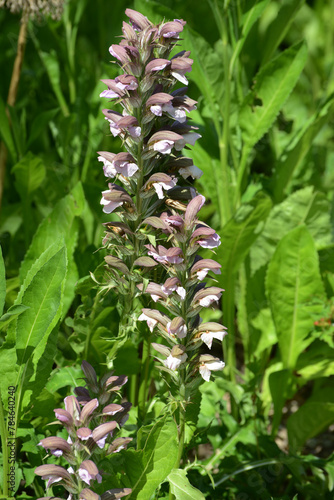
[176,380,186,468]
[137,334,151,421]
[235,147,248,208]
[0,392,9,497]
[223,272,238,419]
[220,16,233,226]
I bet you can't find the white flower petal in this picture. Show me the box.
[199,363,211,382]
[153,139,174,154]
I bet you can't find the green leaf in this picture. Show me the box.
[249,307,277,357]
[273,94,334,201]
[0,304,29,330]
[180,27,224,119]
[45,365,82,393]
[230,0,270,73]
[134,0,175,23]
[216,192,272,285]
[19,182,85,318]
[15,245,66,367]
[295,340,334,381]
[269,369,294,433]
[27,108,59,147]
[0,245,5,316]
[240,41,307,151]
[251,186,332,274]
[37,50,70,117]
[266,225,325,368]
[124,415,178,500]
[11,152,46,199]
[168,469,205,500]
[0,94,16,161]
[0,246,66,412]
[187,144,221,217]
[262,0,305,64]
[287,387,334,451]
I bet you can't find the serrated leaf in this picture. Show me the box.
[216,192,272,285]
[124,415,178,500]
[15,247,66,412]
[240,41,307,150]
[266,225,325,368]
[287,387,334,451]
[180,27,224,114]
[19,182,85,318]
[251,187,332,274]
[168,469,205,500]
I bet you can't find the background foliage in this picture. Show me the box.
[0,0,333,498]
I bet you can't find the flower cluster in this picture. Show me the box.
[138,195,227,383]
[0,0,65,19]
[98,8,226,390]
[35,361,132,500]
[98,9,201,310]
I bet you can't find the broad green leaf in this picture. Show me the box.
[15,246,66,365]
[20,182,84,281]
[266,225,325,368]
[11,152,46,199]
[287,387,334,451]
[230,0,270,73]
[0,246,66,412]
[20,182,85,318]
[216,192,272,285]
[0,245,5,316]
[168,469,205,500]
[251,187,332,274]
[0,94,16,161]
[273,94,334,201]
[45,365,82,393]
[124,415,178,500]
[20,325,59,414]
[240,42,307,151]
[262,0,305,64]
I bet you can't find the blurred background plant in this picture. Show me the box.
[0,0,333,499]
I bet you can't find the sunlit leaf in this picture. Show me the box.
[124,415,178,499]
[266,225,325,368]
[240,41,307,151]
[168,469,205,500]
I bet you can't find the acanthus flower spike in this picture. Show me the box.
[35,362,132,500]
[96,11,227,456]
